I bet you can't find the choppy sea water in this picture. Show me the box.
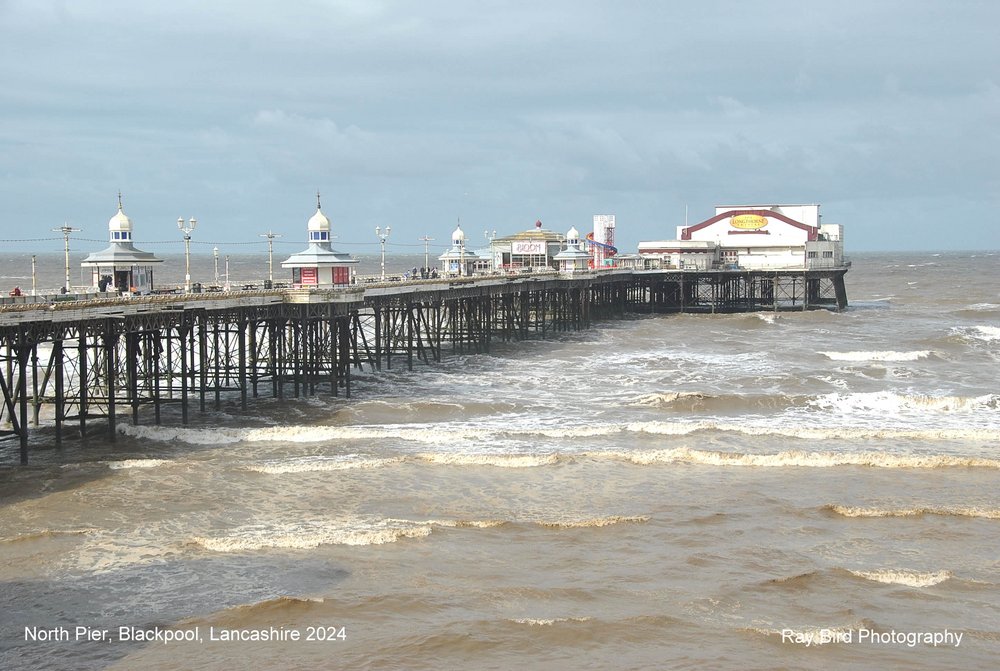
[1,251,999,670]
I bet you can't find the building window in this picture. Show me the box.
[309,232,329,241]
[807,251,817,258]
[822,251,833,258]
[112,232,120,240]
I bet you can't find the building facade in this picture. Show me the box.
[639,204,845,270]
[489,220,564,271]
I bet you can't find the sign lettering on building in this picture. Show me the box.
[512,241,546,255]
[730,214,768,230]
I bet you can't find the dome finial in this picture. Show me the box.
[316,190,322,210]
[117,191,123,211]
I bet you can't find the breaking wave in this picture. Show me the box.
[415,453,562,468]
[600,447,1000,469]
[246,455,401,474]
[191,512,646,552]
[969,326,1000,343]
[508,617,593,626]
[106,459,168,470]
[193,519,435,552]
[624,421,1000,442]
[629,390,998,416]
[819,350,932,362]
[824,505,1000,519]
[848,569,952,587]
[535,515,649,529]
[807,391,1000,414]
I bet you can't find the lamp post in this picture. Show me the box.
[31,255,36,296]
[458,219,465,276]
[419,235,434,272]
[375,226,391,281]
[484,229,496,272]
[224,255,231,291]
[177,217,197,292]
[51,224,80,293]
[260,230,282,283]
[213,247,219,287]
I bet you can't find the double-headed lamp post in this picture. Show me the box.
[260,230,282,283]
[213,247,219,287]
[51,223,81,292]
[177,217,197,292]
[484,229,497,272]
[375,226,391,281]
[419,235,434,272]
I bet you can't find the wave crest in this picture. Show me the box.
[416,453,562,468]
[849,569,952,587]
[819,350,931,362]
[508,617,593,626]
[536,515,649,529]
[825,505,1000,519]
[246,456,401,474]
[194,519,433,552]
[106,459,168,470]
[601,447,1000,469]
[625,421,1000,442]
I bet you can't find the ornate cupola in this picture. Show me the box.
[281,192,358,287]
[80,193,163,293]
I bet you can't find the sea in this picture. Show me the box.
[1,250,999,670]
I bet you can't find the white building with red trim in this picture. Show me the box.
[638,204,845,270]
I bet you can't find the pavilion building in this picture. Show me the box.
[281,196,358,287]
[80,195,163,294]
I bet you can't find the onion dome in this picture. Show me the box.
[308,191,331,232]
[108,192,133,235]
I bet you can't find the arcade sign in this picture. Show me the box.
[512,241,546,255]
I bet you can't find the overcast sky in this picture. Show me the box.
[1,0,998,255]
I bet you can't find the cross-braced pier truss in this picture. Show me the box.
[0,268,847,462]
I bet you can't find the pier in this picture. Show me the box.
[0,267,847,463]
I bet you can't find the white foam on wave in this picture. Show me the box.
[416,453,562,468]
[395,518,509,529]
[808,391,999,414]
[105,459,168,470]
[972,326,1000,342]
[121,422,486,446]
[849,569,952,587]
[827,505,1000,519]
[819,350,931,362]
[625,420,1000,442]
[508,617,593,626]
[246,455,401,474]
[598,447,1000,469]
[535,515,649,529]
[194,519,433,552]
[628,392,711,408]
